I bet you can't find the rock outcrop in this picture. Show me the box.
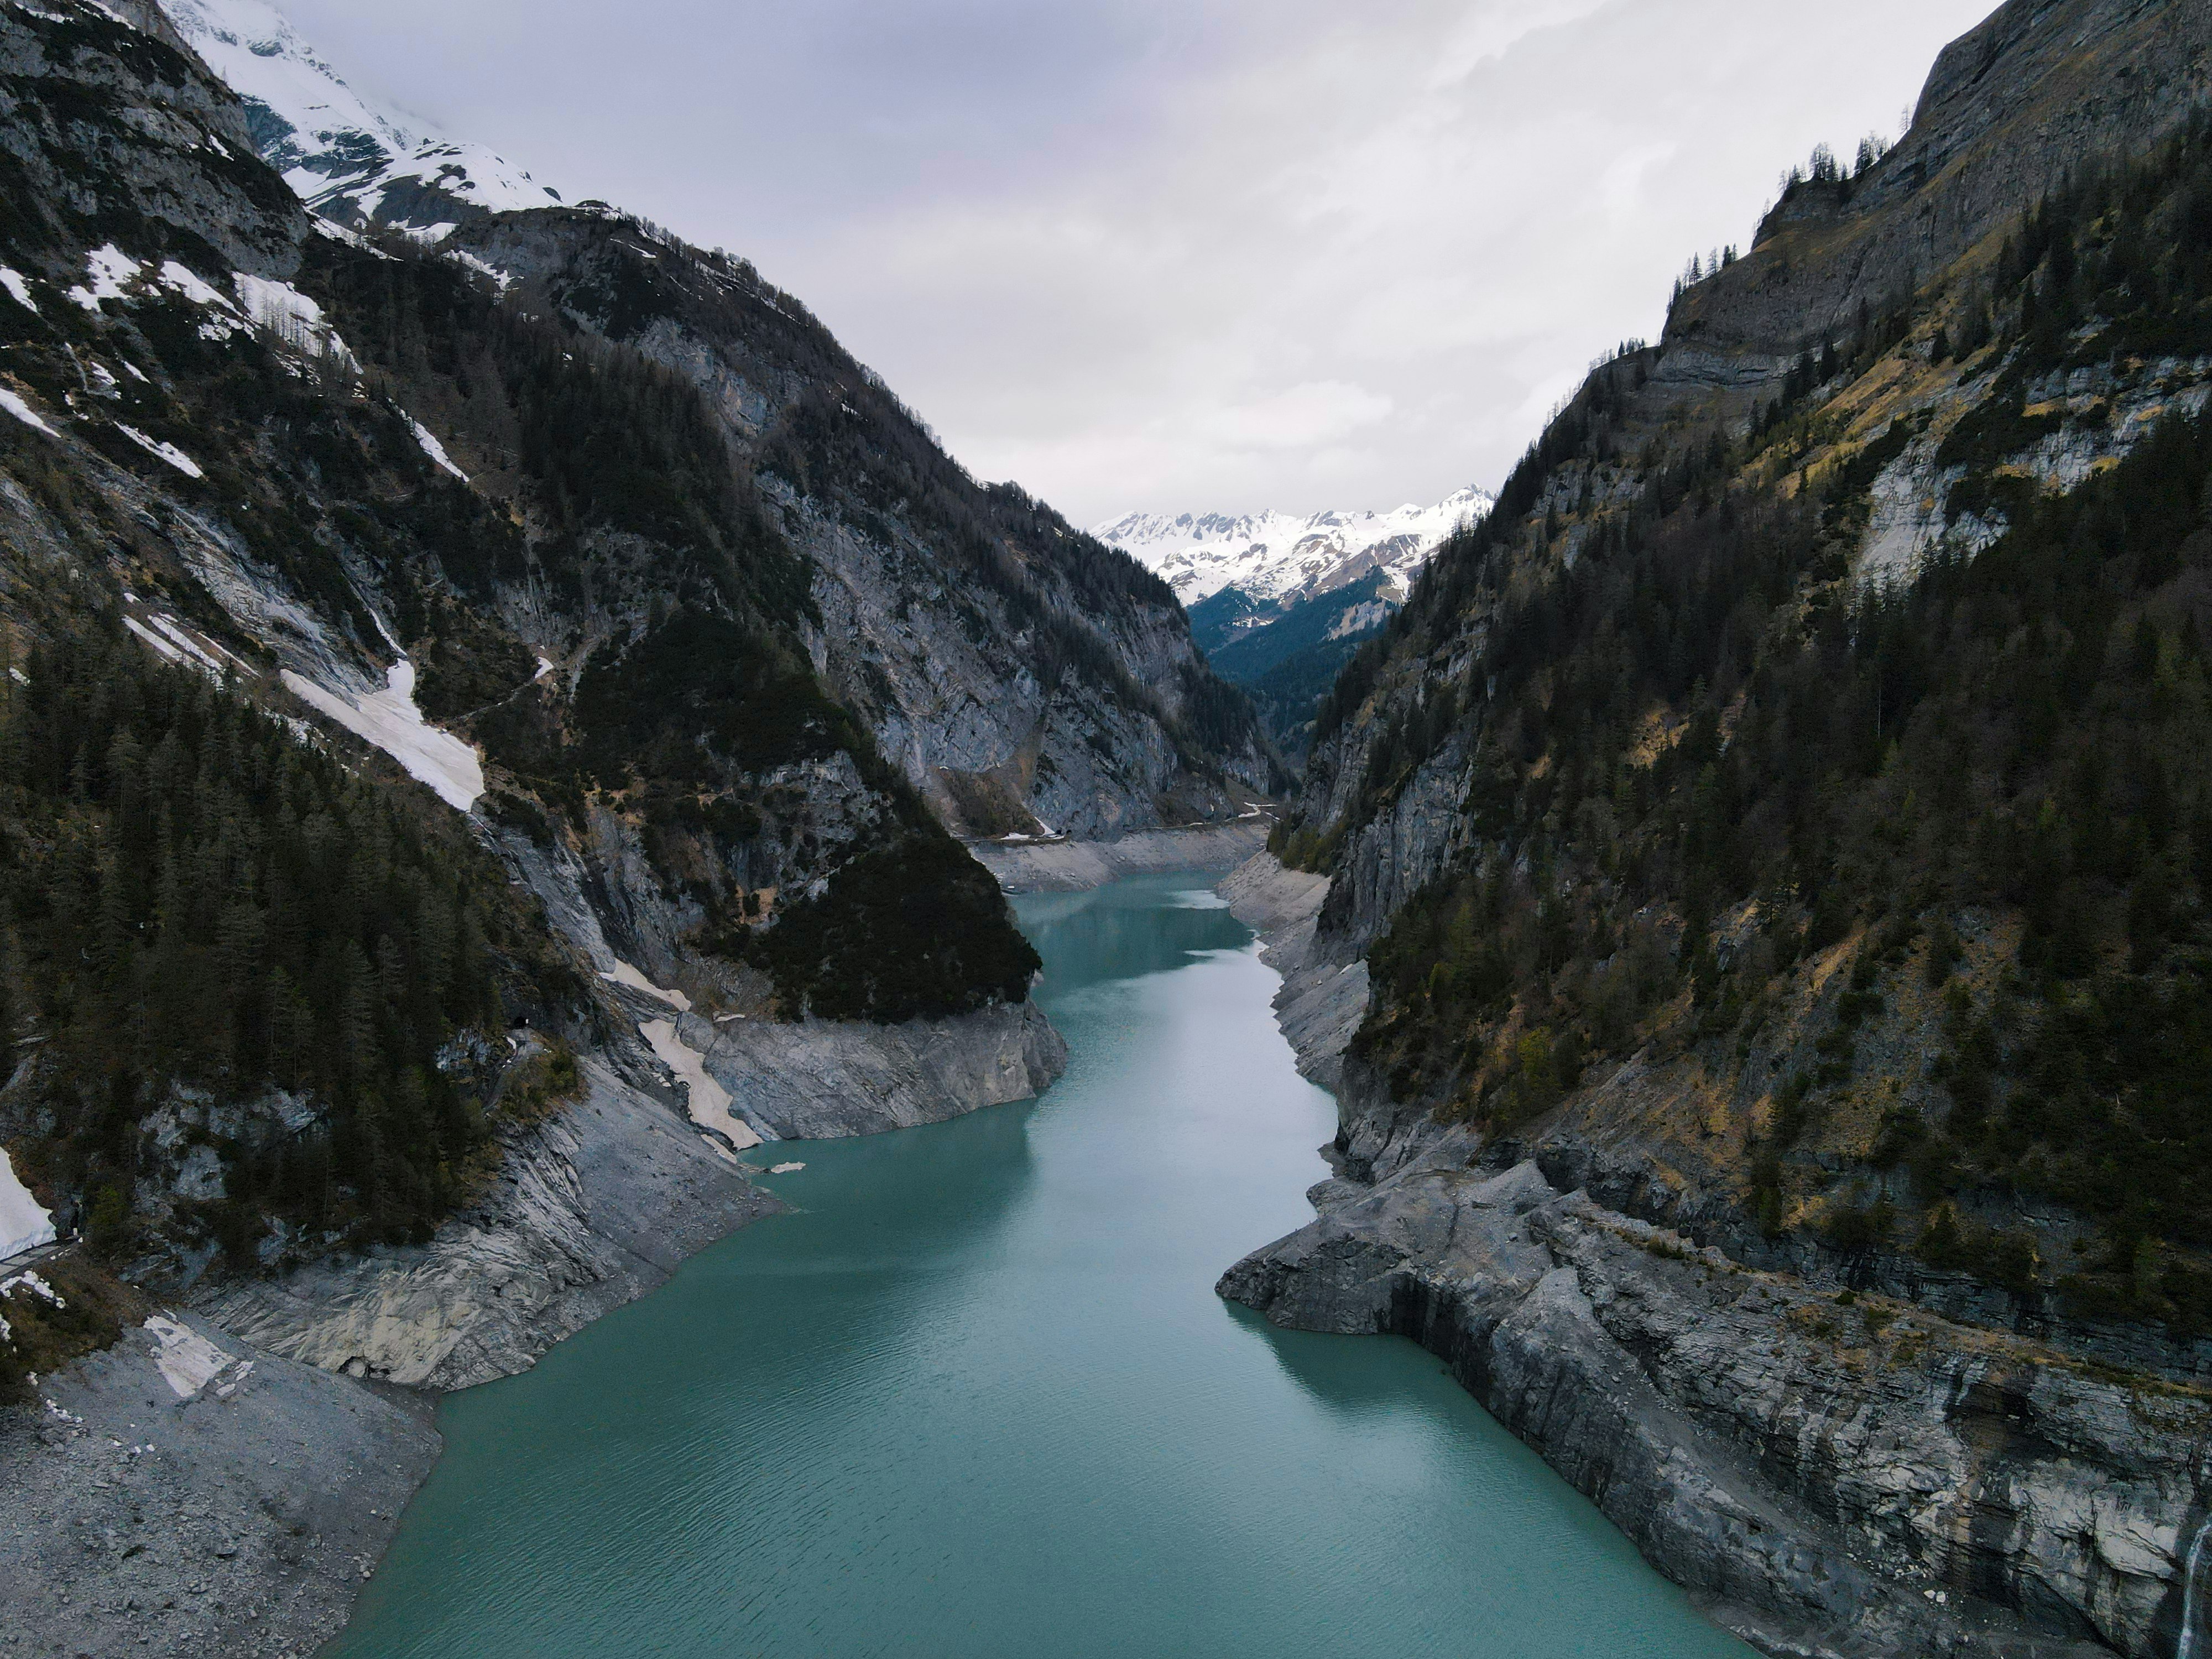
[973,820,1272,894]
[702,1002,1067,1141]
[1218,852,1369,1094]
[1221,1154,2201,1659]
[191,1055,781,1390]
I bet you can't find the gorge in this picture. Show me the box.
[7,0,2212,1656]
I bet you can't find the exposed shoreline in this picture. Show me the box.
[1213,852,2194,1659]
[1,992,1067,1656]
[969,818,1271,894]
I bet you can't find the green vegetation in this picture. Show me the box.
[1195,574,1402,758]
[308,234,1047,1023]
[0,629,567,1261]
[748,837,1041,1024]
[0,1257,139,1401]
[1323,120,2212,1329]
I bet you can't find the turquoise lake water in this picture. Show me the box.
[330,874,1752,1658]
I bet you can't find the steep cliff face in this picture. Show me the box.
[1224,1157,2200,1659]
[437,209,1274,841]
[0,0,1104,1390]
[1243,0,2212,1652]
[149,0,1276,843]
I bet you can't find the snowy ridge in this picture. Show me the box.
[1095,484,1494,607]
[160,0,565,233]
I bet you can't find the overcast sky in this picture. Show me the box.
[281,0,1997,525]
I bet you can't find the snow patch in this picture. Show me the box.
[233,274,358,373]
[601,959,691,1011]
[639,1019,759,1152]
[163,0,568,231]
[280,659,484,811]
[0,267,36,312]
[143,1313,231,1399]
[124,615,186,664]
[0,388,60,438]
[408,416,467,481]
[447,248,514,292]
[66,244,141,310]
[0,1147,57,1260]
[125,611,237,677]
[156,259,234,312]
[114,424,205,478]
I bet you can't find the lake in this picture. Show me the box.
[330,873,1751,1659]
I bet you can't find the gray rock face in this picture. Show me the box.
[1218,857,2212,1659]
[450,211,1271,843]
[192,1055,782,1390]
[1217,852,1369,1094]
[0,1309,439,1659]
[973,820,1272,894]
[0,0,303,283]
[1666,0,2212,365]
[1221,1157,2203,1659]
[702,1001,1067,1141]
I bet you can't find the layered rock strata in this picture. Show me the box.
[972,820,1273,894]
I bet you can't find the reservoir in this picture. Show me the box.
[331,874,1751,1659]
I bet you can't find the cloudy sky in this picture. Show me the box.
[280,0,1997,525]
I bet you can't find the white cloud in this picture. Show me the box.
[276,0,2000,521]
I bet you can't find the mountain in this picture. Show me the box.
[1225,2,2212,1655]
[163,0,568,230]
[0,5,1267,1646]
[1099,486,1493,758]
[1097,484,1494,608]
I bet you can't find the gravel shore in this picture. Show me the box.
[0,1310,437,1658]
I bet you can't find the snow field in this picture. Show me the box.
[280,659,484,812]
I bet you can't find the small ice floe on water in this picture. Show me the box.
[281,659,483,812]
[769,1162,805,1175]
[1168,889,1231,910]
[0,1145,58,1259]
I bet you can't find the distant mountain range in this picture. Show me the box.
[1094,485,1494,608]
[1095,486,1494,755]
[165,0,569,230]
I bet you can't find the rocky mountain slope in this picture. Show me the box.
[1226,1,2212,1655]
[167,0,1275,843]
[164,0,569,229]
[0,1,1254,1643]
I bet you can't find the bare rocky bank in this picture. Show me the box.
[1215,852,2210,1659]
[2,995,1066,1658]
[972,819,1272,894]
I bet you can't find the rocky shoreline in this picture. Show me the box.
[1213,852,2211,1659]
[970,818,1271,893]
[1,998,1066,1657]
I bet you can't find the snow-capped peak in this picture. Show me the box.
[161,0,566,234]
[1096,484,1494,607]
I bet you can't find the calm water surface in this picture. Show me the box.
[332,874,1751,1659]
